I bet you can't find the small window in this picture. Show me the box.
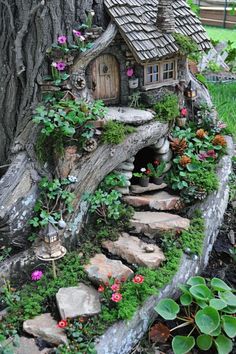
[163,61,174,81]
[146,64,159,84]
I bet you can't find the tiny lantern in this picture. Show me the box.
[184,80,197,100]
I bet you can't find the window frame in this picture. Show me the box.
[143,59,178,89]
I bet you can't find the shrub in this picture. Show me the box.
[154,93,179,123]
[173,33,200,62]
[101,121,135,144]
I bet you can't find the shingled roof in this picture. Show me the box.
[104,0,212,63]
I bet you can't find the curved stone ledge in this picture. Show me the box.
[95,136,234,354]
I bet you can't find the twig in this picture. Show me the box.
[0,164,10,169]
[14,0,46,76]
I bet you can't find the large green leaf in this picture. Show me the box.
[195,306,220,334]
[219,291,236,306]
[197,334,213,351]
[210,299,227,310]
[221,305,236,314]
[190,284,212,301]
[211,278,231,292]
[154,299,179,320]
[196,299,208,308]
[172,336,195,354]
[187,276,206,286]
[180,293,192,306]
[214,335,233,354]
[222,315,236,338]
[209,325,221,337]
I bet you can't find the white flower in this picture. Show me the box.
[79,35,85,41]
[90,10,95,16]
[51,62,57,68]
[140,168,146,172]
[58,219,67,229]
[68,175,78,183]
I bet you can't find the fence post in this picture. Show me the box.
[223,0,228,28]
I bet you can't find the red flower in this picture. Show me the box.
[146,169,151,175]
[154,160,160,165]
[133,275,144,284]
[107,272,112,278]
[111,284,120,292]
[98,285,105,292]
[57,320,67,328]
[180,107,188,117]
[111,293,122,302]
[120,276,126,282]
[115,278,121,284]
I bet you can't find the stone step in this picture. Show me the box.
[84,253,133,284]
[56,284,101,319]
[23,313,67,346]
[130,211,190,238]
[123,191,181,211]
[103,233,165,269]
[15,337,50,354]
[130,183,167,194]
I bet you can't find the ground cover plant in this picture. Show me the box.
[204,26,236,48]
[155,276,236,354]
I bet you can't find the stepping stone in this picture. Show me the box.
[123,191,181,211]
[131,211,190,237]
[103,233,165,268]
[130,183,167,194]
[56,283,101,319]
[84,253,133,284]
[23,313,67,346]
[106,107,154,126]
[15,337,50,354]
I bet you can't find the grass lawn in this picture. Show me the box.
[204,26,236,47]
[208,82,236,138]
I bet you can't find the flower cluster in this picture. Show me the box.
[180,107,188,117]
[68,175,78,183]
[126,67,134,78]
[212,134,227,147]
[196,129,208,139]
[31,270,43,281]
[133,167,151,178]
[198,149,217,161]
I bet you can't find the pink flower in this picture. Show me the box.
[56,61,66,71]
[133,274,144,284]
[58,35,67,44]
[198,152,208,161]
[154,160,160,165]
[57,320,67,328]
[31,270,43,281]
[111,293,122,302]
[207,150,217,158]
[217,121,227,129]
[180,107,188,117]
[51,62,57,68]
[111,284,120,292]
[126,67,134,77]
[98,285,105,292]
[73,29,82,37]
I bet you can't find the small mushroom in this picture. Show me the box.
[144,245,155,253]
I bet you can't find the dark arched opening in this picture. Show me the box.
[131,146,156,185]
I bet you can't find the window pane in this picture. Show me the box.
[145,64,159,84]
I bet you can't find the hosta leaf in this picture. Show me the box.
[195,306,220,334]
[197,334,213,351]
[222,315,236,338]
[187,276,206,286]
[154,299,180,320]
[214,335,233,354]
[210,299,227,310]
[211,278,231,292]
[190,284,213,301]
[172,336,195,354]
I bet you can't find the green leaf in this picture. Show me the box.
[186,163,200,172]
[211,278,231,292]
[154,299,180,320]
[209,325,221,337]
[219,291,236,306]
[210,299,227,310]
[190,284,212,301]
[196,299,208,308]
[195,306,220,334]
[172,336,195,354]
[187,276,206,286]
[221,305,236,314]
[197,334,213,351]
[180,293,192,306]
[214,335,233,354]
[222,315,236,338]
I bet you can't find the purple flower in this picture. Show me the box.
[126,67,134,77]
[198,152,208,161]
[207,150,217,159]
[31,270,43,281]
[73,29,82,37]
[58,35,67,44]
[56,61,66,71]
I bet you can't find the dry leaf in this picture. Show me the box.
[149,323,170,344]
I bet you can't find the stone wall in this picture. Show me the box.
[95,136,234,354]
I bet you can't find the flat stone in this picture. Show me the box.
[130,183,167,194]
[152,138,165,150]
[156,139,170,154]
[158,150,173,162]
[123,191,181,210]
[131,211,190,237]
[103,233,165,268]
[56,283,101,319]
[23,313,67,346]
[15,337,50,354]
[116,187,130,195]
[116,162,134,171]
[84,253,133,284]
[0,308,8,321]
[106,107,154,126]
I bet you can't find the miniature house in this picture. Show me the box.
[85,0,211,105]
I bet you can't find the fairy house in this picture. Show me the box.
[84,0,211,105]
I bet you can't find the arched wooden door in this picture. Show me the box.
[91,54,120,105]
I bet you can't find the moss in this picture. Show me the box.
[181,212,205,255]
[153,93,179,123]
[101,121,135,145]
